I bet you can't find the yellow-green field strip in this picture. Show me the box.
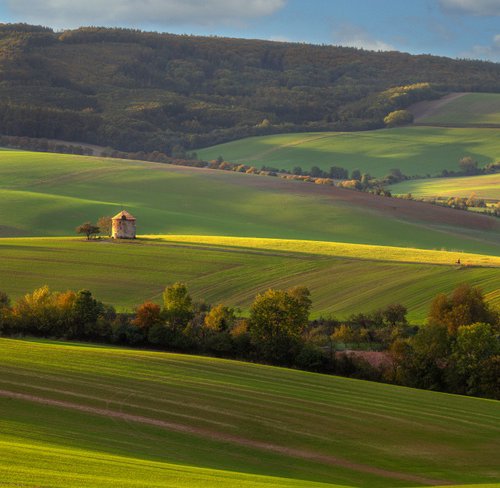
[391,173,500,201]
[144,235,500,268]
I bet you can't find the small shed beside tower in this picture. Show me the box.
[111,210,136,239]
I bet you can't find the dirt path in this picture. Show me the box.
[410,93,468,122]
[0,389,451,486]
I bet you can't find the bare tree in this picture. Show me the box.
[76,222,100,240]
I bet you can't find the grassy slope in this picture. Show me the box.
[1,237,499,321]
[0,440,342,488]
[414,93,500,126]
[1,339,499,488]
[391,173,500,200]
[197,127,500,177]
[1,150,500,256]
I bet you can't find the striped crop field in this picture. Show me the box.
[0,236,499,321]
[0,338,499,487]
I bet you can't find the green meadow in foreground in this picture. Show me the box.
[391,173,500,201]
[414,93,500,126]
[0,237,499,321]
[1,149,500,256]
[0,338,499,487]
[197,126,500,177]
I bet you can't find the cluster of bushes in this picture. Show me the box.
[0,287,114,341]
[311,303,416,351]
[338,169,394,193]
[397,193,500,217]
[440,157,500,178]
[383,109,414,127]
[1,281,498,398]
[445,194,487,209]
[389,284,500,398]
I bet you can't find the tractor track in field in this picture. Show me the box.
[229,134,334,163]
[0,389,452,486]
[409,93,468,122]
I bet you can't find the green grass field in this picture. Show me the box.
[1,149,500,256]
[1,338,499,487]
[414,93,500,126]
[391,173,500,201]
[1,236,499,321]
[197,127,500,177]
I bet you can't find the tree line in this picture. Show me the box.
[0,282,498,399]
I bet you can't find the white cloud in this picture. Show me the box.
[332,23,395,52]
[439,0,500,16]
[5,0,286,28]
[460,33,500,61]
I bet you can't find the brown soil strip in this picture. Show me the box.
[142,162,499,233]
[222,170,500,233]
[0,389,451,486]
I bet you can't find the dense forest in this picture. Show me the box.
[1,23,500,153]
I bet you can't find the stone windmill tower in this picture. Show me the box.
[111,210,136,239]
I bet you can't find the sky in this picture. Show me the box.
[0,0,499,62]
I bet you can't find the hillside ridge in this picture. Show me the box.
[1,24,500,153]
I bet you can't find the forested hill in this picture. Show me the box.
[1,24,500,154]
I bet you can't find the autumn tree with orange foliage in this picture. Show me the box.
[133,301,162,331]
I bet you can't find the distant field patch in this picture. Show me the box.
[197,127,500,177]
[391,173,500,201]
[412,93,500,126]
[1,236,499,321]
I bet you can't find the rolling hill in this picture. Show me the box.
[1,149,499,320]
[1,149,499,256]
[1,338,499,487]
[197,126,500,177]
[1,236,499,321]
